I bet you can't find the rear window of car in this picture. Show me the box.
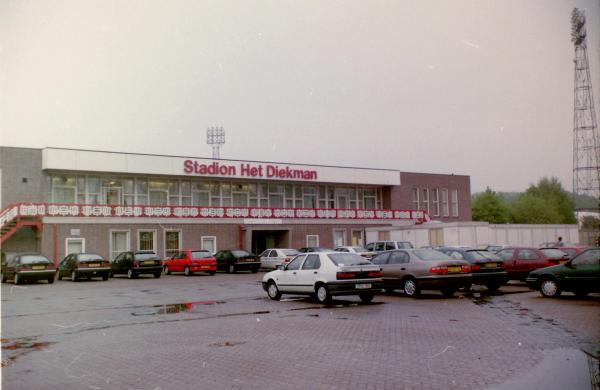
[282,249,299,256]
[352,247,366,252]
[191,251,212,259]
[478,251,503,261]
[561,248,577,257]
[412,249,452,261]
[232,250,252,257]
[20,255,51,264]
[134,253,160,261]
[397,242,414,249]
[78,254,104,262]
[464,251,488,261]
[541,249,567,259]
[327,253,371,266]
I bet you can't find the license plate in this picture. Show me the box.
[143,261,155,265]
[88,263,100,268]
[32,265,45,270]
[447,266,461,272]
[356,283,371,289]
[245,259,254,262]
[485,263,497,268]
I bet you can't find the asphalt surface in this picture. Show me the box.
[1,273,599,389]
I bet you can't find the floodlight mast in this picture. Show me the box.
[206,127,225,159]
[571,8,600,207]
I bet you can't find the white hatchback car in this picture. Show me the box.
[258,248,300,270]
[261,252,383,303]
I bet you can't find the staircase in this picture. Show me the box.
[0,205,42,245]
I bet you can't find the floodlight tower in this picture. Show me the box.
[206,126,225,159]
[571,8,600,205]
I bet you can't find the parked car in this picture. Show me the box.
[366,241,414,252]
[437,247,507,291]
[163,249,217,276]
[539,246,588,260]
[495,247,570,281]
[110,251,163,279]
[333,246,377,259]
[258,248,300,270]
[484,245,510,253]
[1,253,56,284]
[526,247,600,298]
[57,253,111,281]
[298,247,331,253]
[371,249,472,297]
[215,250,260,273]
[262,252,383,303]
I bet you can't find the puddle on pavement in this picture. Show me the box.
[487,348,599,390]
[209,341,246,348]
[1,338,55,367]
[131,300,226,316]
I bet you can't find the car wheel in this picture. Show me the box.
[540,278,561,298]
[127,268,137,279]
[184,266,192,276]
[267,281,282,300]
[14,273,21,285]
[71,271,78,282]
[440,287,457,297]
[228,264,236,274]
[359,292,374,303]
[402,278,420,298]
[102,273,109,281]
[164,266,171,275]
[208,271,216,276]
[153,272,161,279]
[316,284,332,304]
[48,276,55,284]
[108,271,113,278]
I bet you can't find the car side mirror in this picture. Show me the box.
[276,265,285,270]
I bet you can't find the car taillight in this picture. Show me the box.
[471,264,481,270]
[367,271,382,277]
[133,260,140,268]
[337,272,357,280]
[16,265,32,271]
[78,262,87,268]
[429,266,447,274]
[461,265,470,273]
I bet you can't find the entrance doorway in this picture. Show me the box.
[251,230,290,254]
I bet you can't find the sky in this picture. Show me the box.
[1,0,599,193]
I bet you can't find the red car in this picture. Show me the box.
[496,247,570,280]
[163,250,217,276]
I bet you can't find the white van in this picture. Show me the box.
[366,241,414,252]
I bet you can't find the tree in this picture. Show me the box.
[508,177,576,224]
[471,187,510,223]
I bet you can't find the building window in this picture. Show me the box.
[138,230,156,252]
[451,189,458,217]
[52,176,77,203]
[66,237,85,255]
[201,236,217,254]
[306,235,319,247]
[432,188,440,217]
[351,230,363,246]
[165,230,181,258]
[333,230,345,247]
[412,188,420,210]
[110,230,129,260]
[441,188,449,217]
[422,188,429,214]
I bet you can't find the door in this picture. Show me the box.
[383,251,410,288]
[372,252,392,286]
[515,249,542,275]
[112,252,124,274]
[562,249,600,291]
[277,255,305,292]
[296,254,321,293]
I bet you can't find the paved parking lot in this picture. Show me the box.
[1,273,599,389]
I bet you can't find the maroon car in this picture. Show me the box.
[496,247,570,280]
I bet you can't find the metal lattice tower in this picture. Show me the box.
[206,127,225,159]
[571,8,600,203]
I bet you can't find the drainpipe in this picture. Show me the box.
[53,224,57,266]
[238,225,244,250]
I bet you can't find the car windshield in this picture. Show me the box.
[412,249,452,261]
[232,250,251,257]
[541,249,568,259]
[327,253,371,266]
[78,254,104,262]
[464,251,489,261]
[20,255,51,264]
[191,251,212,259]
[478,251,503,261]
[135,253,160,260]
[281,249,299,256]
